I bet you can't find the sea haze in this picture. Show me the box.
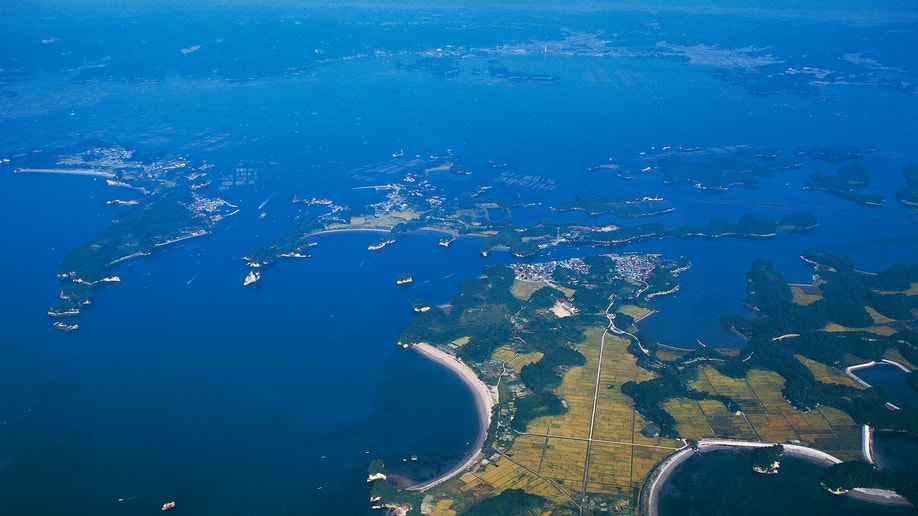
[1,3,917,514]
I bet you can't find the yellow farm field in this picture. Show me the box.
[883,348,918,370]
[491,345,516,363]
[472,457,569,505]
[746,370,791,413]
[693,367,763,414]
[616,304,655,322]
[491,346,544,373]
[511,280,548,301]
[539,437,588,495]
[790,285,823,305]
[664,399,714,439]
[795,355,865,389]
[508,352,544,373]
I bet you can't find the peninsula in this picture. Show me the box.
[366,249,918,515]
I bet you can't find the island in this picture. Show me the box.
[896,165,918,208]
[751,443,784,474]
[803,163,885,207]
[242,150,818,284]
[40,144,238,320]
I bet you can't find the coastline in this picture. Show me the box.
[640,445,695,516]
[407,343,498,491]
[641,439,911,515]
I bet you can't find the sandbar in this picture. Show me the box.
[408,342,498,491]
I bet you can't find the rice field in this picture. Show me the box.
[442,290,868,512]
[883,349,918,370]
[678,366,861,452]
[795,355,865,389]
[865,307,895,324]
[470,457,571,505]
[790,285,822,305]
[616,304,655,322]
[491,345,544,372]
[821,322,896,336]
[507,352,545,373]
[877,282,918,296]
[539,437,588,492]
[478,325,682,506]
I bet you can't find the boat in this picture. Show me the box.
[162,501,176,511]
[396,274,412,285]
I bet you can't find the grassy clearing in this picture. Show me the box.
[449,336,470,347]
[819,406,856,426]
[665,399,714,439]
[795,355,865,389]
[616,304,655,322]
[491,345,543,372]
[821,322,896,336]
[876,282,918,296]
[491,345,516,363]
[790,285,822,305]
[746,370,791,413]
[865,306,895,324]
[508,352,544,372]
[694,367,763,414]
[506,435,548,473]
[349,210,420,228]
[655,345,690,363]
[585,442,633,496]
[883,348,918,370]
[821,322,847,332]
[511,280,548,301]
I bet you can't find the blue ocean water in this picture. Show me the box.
[852,364,918,410]
[1,3,917,514]
[657,448,914,516]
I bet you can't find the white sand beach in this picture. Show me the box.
[408,343,498,491]
[642,440,911,515]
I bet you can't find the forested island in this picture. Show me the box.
[751,444,784,474]
[37,144,237,318]
[553,190,673,218]
[897,165,918,208]
[243,150,818,280]
[803,163,885,207]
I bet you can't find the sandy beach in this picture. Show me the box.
[408,343,498,491]
[641,439,911,514]
[640,446,695,516]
